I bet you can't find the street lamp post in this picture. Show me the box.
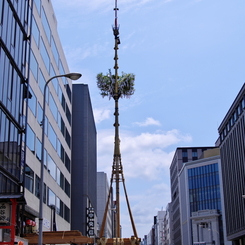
[38,73,82,245]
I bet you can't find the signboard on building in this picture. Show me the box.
[86,207,95,237]
[0,203,10,224]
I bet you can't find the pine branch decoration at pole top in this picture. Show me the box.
[96,69,135,100]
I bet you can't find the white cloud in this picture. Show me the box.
[93,108,111,123]
[120,181,171,237]
[97,128,192,180]
[134,117,161,127]
[52,0,161,13]
[63,43,109,63]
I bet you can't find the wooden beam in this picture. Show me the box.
[24,231,141,245]
[24,231,94,244]
[97,237,141,245]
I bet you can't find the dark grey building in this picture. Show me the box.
[218,83,245,244]
[71,84,97,236]
[169,146,216,245]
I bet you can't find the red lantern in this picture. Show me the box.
[26,219,32,226]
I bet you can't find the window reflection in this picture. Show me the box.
[48,188,56,206]
[36,138,41,161]
[47,154,56,180]
[41,7,51,42]
[30,51,38,80]
[32,16,40,46]
[188,163,221,213]
[25,165,34,193]
[51,37,59,66]
[40,39,50,73]
[28,86,37,116]
[37,103,43,125]
[49,93,58,121]
[48,123,57,149]
[26,124,35,153]
[39,70,46,94]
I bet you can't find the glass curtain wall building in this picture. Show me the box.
[169,147,216,245]
[0,0,31,196]
[0,1,32,241]
[178,151,230,245]
[188,163,221,213]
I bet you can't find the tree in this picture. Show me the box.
[96,69,135,100]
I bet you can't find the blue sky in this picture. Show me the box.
[51,0,245,238]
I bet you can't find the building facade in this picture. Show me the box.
[163,203,172,245]
[0,0,32,242]
[23,0,75,233]
[71,84,97,236]
[169,147,216,245]
[97,172,113,237]
[218,83,245,244]
[178,150,231,245]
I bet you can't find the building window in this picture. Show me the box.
[48,123,57,150]
[48,188,56,207]
[28,86,37,116]
[60,172,64,190]
[64,204,70,222]
[65,130,70,148]
[37,103,43,126]
[65,84,72,102]
[242,97,245,109]
[25,165,34,193]
[35,174,40,198]
[66,105,71,125]
[65,179,70,197]
[39,69,46,94]
[36,138,42,161]
[51,65,58,94]
[40,39,50,73]
[182,149,188,157]
[47,154,56,180]
[26,124,35,153]
[34,0,41,15]
[65,152,70,172]
[41,7,51,42]
[188,163,221,213]
[49,93,58,121]
[192,150,197,157]
[233,111,238,122]
[32,16,40,46]
[59,199,64,217]
[30,51,38,80]
[237,104,242,116]
[51,36,59,67]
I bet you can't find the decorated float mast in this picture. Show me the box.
[96,0,140,244]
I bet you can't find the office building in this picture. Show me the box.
[163,203,172,245]
[178,148,231,245]
[0,0,31,242]
[218,83,245,244]
[71,84,97,236]
[97,172,113,237]
[169,146,216,245]
[23,0,75,233]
